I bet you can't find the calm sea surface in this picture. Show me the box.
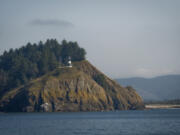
[0,109,180,135]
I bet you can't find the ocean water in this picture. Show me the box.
[0,109,180,135]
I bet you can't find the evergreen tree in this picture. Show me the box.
[0,39,86,95]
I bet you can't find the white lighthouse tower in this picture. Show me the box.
[68,56,72,68]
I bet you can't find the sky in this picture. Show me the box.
[0,0,180,78]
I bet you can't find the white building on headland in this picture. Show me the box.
[58,56,72,68]
[68,56,72,68]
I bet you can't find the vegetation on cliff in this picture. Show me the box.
[0,39,144,112]
[0,39,86,96]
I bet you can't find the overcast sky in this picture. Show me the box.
[0,0,180,78]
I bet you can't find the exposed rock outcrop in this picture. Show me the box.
[0,60,144,112]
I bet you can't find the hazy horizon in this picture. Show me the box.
[0,0,180,78]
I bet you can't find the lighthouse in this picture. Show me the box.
[68,56,72,68]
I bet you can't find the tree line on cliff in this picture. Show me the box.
[0,39,86,96]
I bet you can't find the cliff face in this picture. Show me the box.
[0,61,144,112]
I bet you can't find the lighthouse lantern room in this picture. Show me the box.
[68,56,72,68]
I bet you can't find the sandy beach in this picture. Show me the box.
[146,104,180,109]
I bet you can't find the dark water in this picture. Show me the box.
[0,109,180,135]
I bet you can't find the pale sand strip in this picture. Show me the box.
[146,104,180,109]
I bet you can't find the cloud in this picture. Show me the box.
[30,19,74,28]
[134,67,174,78]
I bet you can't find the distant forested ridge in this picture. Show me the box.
[116,75,180,101]
[0,39,86,96]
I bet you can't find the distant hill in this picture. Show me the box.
[115,75,180,101]
[0,61,144,112]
